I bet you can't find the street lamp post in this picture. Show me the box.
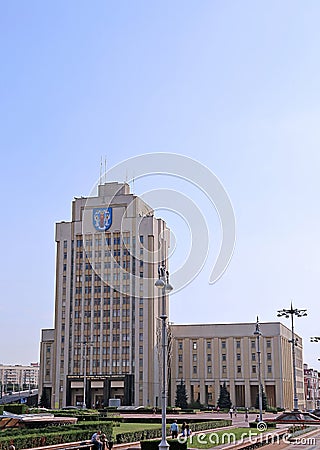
[80,340,93,409]
[253,316,263,422]
[277,302,307,411]
[155,265,173,450]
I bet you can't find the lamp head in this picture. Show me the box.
[165,282,173,292]
[155,278,165,289]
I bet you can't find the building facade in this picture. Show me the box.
[304,363,320,410]
[170,322,304,410]
[0,363,39,393]
[39,182,170,408]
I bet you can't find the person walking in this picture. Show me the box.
[170,419,179,439]
[229,407,233,419]
[181,422,187,436]
[245,407,249,422]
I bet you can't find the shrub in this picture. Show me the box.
[266,407,277,413]
[115,420,231,444]
[3,404,28,415]
[249,422,276,429]
[141,439,187,450]
[0,421,113,441]
[0,430,90,450]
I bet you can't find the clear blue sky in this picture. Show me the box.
[1,1,320,368]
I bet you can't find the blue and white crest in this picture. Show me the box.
[93,207,112,231]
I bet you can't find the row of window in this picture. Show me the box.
[66,235,143,249]
[178,339,272,350]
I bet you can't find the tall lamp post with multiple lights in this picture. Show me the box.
[253,316,263,422]
[277,303,307,411]
[155,265,173,450]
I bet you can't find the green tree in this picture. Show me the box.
[255,385,268,410]
[39,388,50,408]
[217,382,232,409]
[175,379,188,409]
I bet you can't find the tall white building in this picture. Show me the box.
[39,182,170,408]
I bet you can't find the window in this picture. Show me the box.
[178,341,183,350]
[267,352,272,360]
[252,365,256,373]
[237,366,241,373]
[222,354,226,361]
[237,353,241,361]
[193,354,197,362]
[179,366,183,374]
[207,340,211,349]
[178,354,183,362]
[236,340,241,349]
[251,340,256,348]
[193,341,197,350]
[267,339,271,348]
[193,366,197,374]
[63,240,67,248]
[222,365,227,374]
[207,354,212,362]
[208,366,212,374]
[221,341,226,349]
[252,353,256,361]
[140,235,144,244]
[268,365,272,373]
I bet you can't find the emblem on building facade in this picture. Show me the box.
[93,207,112,231]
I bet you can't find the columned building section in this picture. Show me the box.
[170,322,304,410]
[39,182,170,408]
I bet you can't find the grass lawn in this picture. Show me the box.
[111,422,162,437]
[187,427,265,449]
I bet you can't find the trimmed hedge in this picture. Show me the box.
[0,421,113,450]
[0,430,90,450]
[249,422,276,429]
[115,420,231,444]
[141,439,187,450]
[3,404,28,414]
[0,421,113,438]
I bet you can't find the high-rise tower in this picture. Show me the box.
[39,182,170,408]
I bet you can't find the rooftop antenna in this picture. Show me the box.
[132,173,135,194]
[99,156,102,185]
[104,156,107,183]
